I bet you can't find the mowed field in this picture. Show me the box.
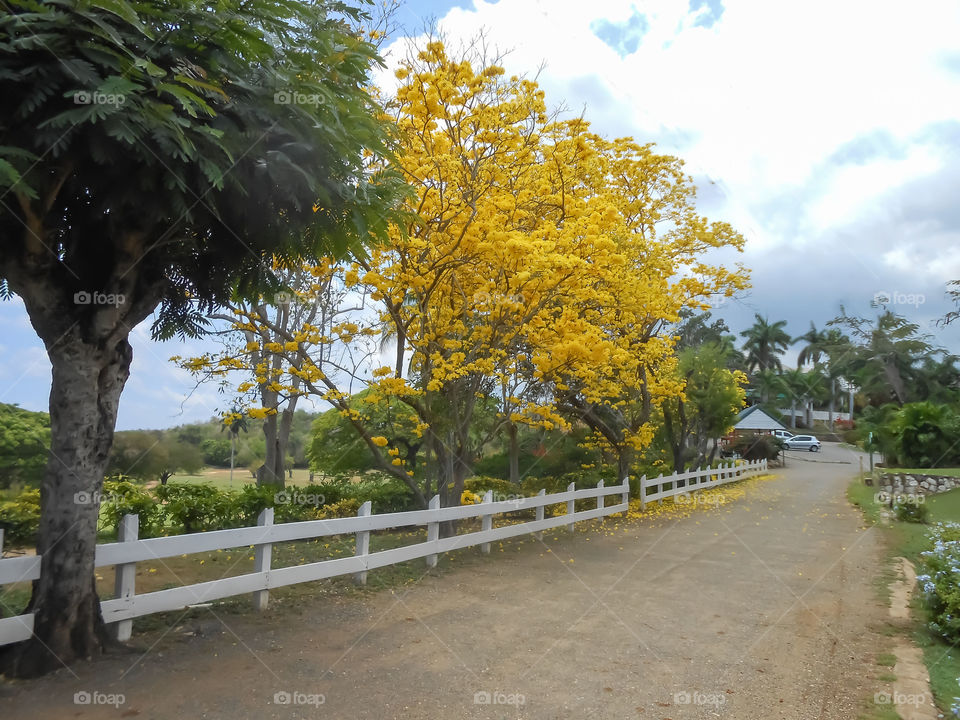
[165,467,317,489]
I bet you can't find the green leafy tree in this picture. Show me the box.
[0,0,398,676]
[0,404,50,489]
[659,343,746,471]
[307,390,423,477]
[873,402,960,467]
[829,309,933,406]
[913,355,960,405]
[107,432,203,484]
[674,309,744,370]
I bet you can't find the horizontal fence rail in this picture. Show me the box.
[0,461,766,646]
[639,459,767,507]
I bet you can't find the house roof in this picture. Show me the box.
[733,405,788,431]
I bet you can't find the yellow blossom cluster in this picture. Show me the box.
[173,41,750,504]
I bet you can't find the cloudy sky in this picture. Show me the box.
[2,0,959,429]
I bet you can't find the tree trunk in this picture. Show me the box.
[790,399,797,429]
[617,447,632,483]
[662,401,686,473]
[707,438,719,465]
[507,422,520,485]
[257,412,286,488]
[257,403,296,488]
[433,434,470,538]
[3,334,132,677]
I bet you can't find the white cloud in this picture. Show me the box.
[390,0,960,253]
[808,145,943,232]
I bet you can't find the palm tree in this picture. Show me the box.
[741,314,791,373]
[914,354,960,404]
[797,325,851,428]
[779,368,808,428]
[796,323,828,366]
[752,367,786,406]
[829,309,933,406]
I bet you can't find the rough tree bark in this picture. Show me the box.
[0,267,160,676]
[507,422,520,485]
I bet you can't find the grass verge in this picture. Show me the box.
[849,475,960,716]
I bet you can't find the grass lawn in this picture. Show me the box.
[169,466,316,489]
[892,468,960,478]
[927,488,960,522]
[848,478,960,715]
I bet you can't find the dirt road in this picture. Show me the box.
[1,444,891,719]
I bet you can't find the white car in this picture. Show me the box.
[771,429,794,440]
[783,434,821,452]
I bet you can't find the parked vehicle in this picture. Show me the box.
[771,429,794,440]
[783,434,821,452]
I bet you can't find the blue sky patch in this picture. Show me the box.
[590,10,649,58]
[689,0,724,29]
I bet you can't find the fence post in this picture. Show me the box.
[252,507,273,611]
[621,476,630,509]
[480,490,493,554]
[566,482,576,531]
[534,488,546,538]
[113,513,139,641]
[640,475,648,510]
[597,479,605,512]
[354,500,372,585]
[426,494,440,568]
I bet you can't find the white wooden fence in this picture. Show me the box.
[638,458,768,507]
[0,460,766,647]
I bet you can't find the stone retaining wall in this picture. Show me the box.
[877,472,960,496]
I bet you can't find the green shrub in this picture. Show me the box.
[730,434,782,462]
[100,477,165,537]
[315,497,362,519]
[348,476,415,513]
[233,484,279,525]
[464,476,523,498]
[894,500,929,524]
[154,483,234,533]
[233,484,338,525]
[297,480,348,506]
[520,473,599,497]
[272,485,327,523]
[918,523,960,641]
[0,488,40,547]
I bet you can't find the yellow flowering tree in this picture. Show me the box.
[176,40,750,514]
[173,260,355,488]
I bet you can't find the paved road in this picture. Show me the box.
[2,443,890,719]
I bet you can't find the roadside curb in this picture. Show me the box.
[781,453,852,465]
